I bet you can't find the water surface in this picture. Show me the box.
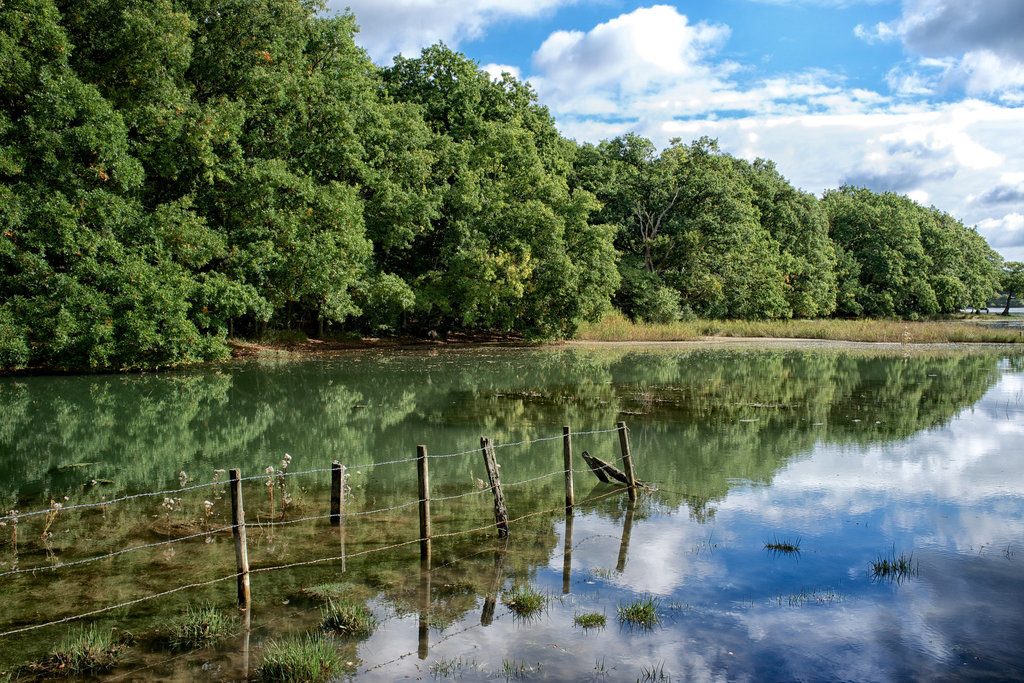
[1,345,1022,680]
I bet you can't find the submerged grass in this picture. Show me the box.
[319,598,377,636]
[764,536,801,554]
[573,611,607,629]
[27,625,130,677]
[617,594,661,630]
[871,548,918,582]
[302,582,357,601]
[502,584,547,618]
[256,633,345,682]
[166,602,236,651]
[575,311,1023,344]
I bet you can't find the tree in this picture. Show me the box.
[1001,262,1024,315]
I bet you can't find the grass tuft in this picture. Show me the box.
[319,598,377,637]
[502,584,547,619]
[28,625,130,676]
[302,582,356,601]
[638,660,672,682]
[870,548,918,582]
[256,633,346,682]
[166,602,236,651]
[573,611,607,629]
[617,594,661,630]
[764,536,801,554]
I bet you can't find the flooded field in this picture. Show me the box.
[1,344,1023,680]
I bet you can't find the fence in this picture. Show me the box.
[0,422,641,644]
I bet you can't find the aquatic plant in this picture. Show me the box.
[502,584,547,618]
[28,625,130,676]
[320,598,377,636]
[638,660,671,682]
[167,602,237,650]
[870,548,918,582]
[302,582,357,601]
[764,536,801,554]
[617,594,661,629]
[256,633,345,682]
[573,611,607,629]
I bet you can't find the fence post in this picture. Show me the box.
[617,421,637,502]
[229,468,251,610]
[330,461,343,526]
[480,437,510,537]
[417,445,431,562]
[563,426,574,511]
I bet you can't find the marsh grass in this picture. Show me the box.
[167,602,236,650]
[256,633,345,682]
[430,656,481,678]
[302,582,357,601]
[764,536,801,554]
[638,660,671,682]
[28,625,130,676]
[319,598,377,636]
[871,548,918,582]
[573,611,607,629]
[501,658,539,680]
[576,311,1022,345]
[502,584,547,619]
[617,594,661,630]
[777,587,845,606]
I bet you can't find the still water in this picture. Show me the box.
[1,344,1023,680]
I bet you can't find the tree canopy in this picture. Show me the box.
[0,0,1005,370]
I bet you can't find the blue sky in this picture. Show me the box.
[330,1,1024,260]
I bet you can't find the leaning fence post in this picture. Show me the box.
[229,468,251,609]
[563,426,574,511]
[480,437,510,537]
[417,445,431,562]
[617,421,637,502]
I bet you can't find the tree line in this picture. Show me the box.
[0,0,1007,370]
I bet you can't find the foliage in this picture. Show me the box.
[256,633,346,682]
[28,625,130,676]
[0,1,1008,371]
[166,602,236,651]
[319,598,377,636]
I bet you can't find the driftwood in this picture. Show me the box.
[581,451,647,488]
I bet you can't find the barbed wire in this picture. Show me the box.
[0,525,234,579]
[3,426,628,524]
[0,481,633,640]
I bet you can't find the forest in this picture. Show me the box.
[0,0,1007,370]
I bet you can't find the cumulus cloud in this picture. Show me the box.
[333,0,576,63]
[971,176,1024,207]
[978,213,1024,249]
[858,0,1024,99]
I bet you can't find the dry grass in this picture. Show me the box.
[575,312,1023,345]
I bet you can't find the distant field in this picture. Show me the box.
[575,312,1024,344]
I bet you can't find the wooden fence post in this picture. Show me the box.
[417,445,431,562]
[617,421,637,502]
[480,437,510,537]
[330,461,344,526]
[229,468,251,610]
[563,426,574,511]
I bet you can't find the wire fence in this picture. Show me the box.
[0,424,637,643]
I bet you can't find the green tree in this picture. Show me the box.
[1001,262,1024,315]
[383,45,618,337]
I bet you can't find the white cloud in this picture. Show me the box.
[333,0,577,63]
[858,0,1024,100]
[978,213,1024,250]
[482,63,521,81]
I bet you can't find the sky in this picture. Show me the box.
[329,0,1024,261]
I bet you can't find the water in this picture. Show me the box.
[1,344,1023,680]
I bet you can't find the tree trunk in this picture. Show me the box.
[1003,290,1014,316]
